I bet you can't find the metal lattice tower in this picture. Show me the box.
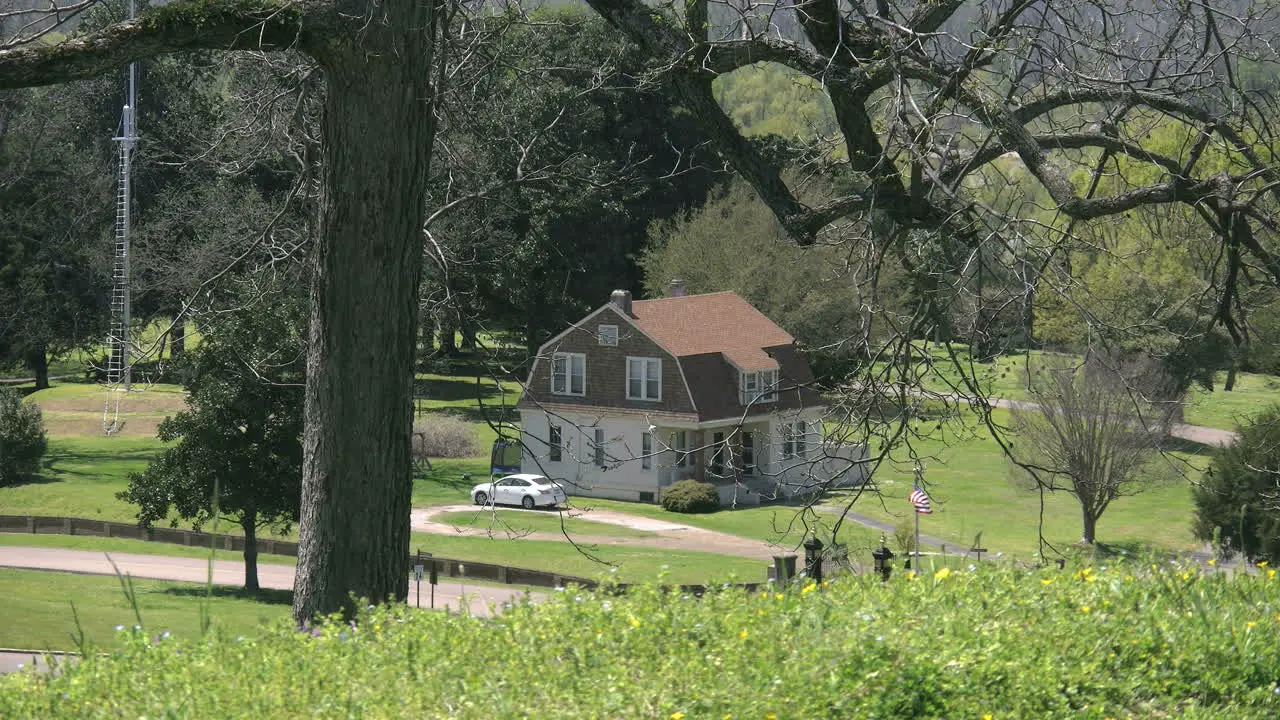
[104,0,137,435]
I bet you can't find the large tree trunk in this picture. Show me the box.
[242,510,260,592]
[293,10,436,622]
[25,342,48,390]
[170,316,186,358]
[438,314,458,356]
[1081,507,1097,545]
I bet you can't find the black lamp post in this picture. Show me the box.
[803,536,824,584]
[871,534,895,582]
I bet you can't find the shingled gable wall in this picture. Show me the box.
[520,304,696,416]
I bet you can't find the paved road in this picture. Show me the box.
[989,397,1238,446]
[0,651,74,675]
[0,547,536,618]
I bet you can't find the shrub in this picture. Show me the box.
[0,387,47,486]
[412,414,479,459]
[1193,405,1280,563]
[4,564,1280,718]
[661,479,720,513]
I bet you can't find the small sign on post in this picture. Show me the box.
[414,549,432,609]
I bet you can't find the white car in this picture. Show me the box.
[472,474,567,509]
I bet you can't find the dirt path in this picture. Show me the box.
[412,505,782,560]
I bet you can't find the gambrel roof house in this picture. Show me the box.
[516,282,865,505]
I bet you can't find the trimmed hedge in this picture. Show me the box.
[660,479,720,513]
[3,563,1280,718]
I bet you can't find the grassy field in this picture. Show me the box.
[0,533,297,563]
[409,532,767,584]
[434,509,655,538]
[826,408,1208,559]
[0,569,291,651]
[906,344,1280,430]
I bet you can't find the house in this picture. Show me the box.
[516,282,867,505]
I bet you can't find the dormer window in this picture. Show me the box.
[597,325,618,346]
[740,369,778,405]
[626,357,661,401]
[551,352,586,396]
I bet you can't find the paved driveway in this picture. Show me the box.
[0,547,536,618]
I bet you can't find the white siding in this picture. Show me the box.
[518,410,662,502]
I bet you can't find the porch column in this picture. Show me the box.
[693,430,706,482]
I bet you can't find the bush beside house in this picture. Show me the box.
[661,480,720,513]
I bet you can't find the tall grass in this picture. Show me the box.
[3,562,1277,718]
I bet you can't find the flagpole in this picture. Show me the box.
[913,465,923,570]
[914,502,921,569]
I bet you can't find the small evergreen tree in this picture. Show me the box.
[0,386,47,486]
[1193,406,1280,563]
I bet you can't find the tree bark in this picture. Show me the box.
[1224,364,1238,391]
[1081,507,1097,545]
[438,315,458,356]
[461,320,477,351]
[242,510,260,592]
[170,316,186,358]
[293,7,436,622]
[25,342,48,390]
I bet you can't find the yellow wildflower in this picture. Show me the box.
[739,630,749,639]
[1247,622,1258,631]
[670,713,685,720]
[765,714,777,720]
[629,616,641,628]
[1041,578,1053,586]
[801,582,817,594]
[775,593,784,600]
[1080,605,1092,614]
[1207,559,1216,566]
[983,715,993,720]
[935,567,951,580]
[1269,569,1277,580]
[1258,560,1269,568]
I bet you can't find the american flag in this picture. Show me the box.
[909,484,932,514]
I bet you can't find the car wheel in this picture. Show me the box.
[522,495,535,510]
[474,491,488,506]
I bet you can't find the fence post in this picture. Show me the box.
[27,516,34,533]
[498,566,508,584]
[104,521,112,537]
[64,518,73,535]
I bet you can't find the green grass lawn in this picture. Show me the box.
[0,533,297,563]
[410,533,767,585]
[433,509,655,538]
[0,569,291,651]
[1184,371,1280,430]
[828,408,1208,559]
[902,344,1280,430]
[0,435,161,522]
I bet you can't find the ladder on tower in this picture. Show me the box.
[103,47,136,436]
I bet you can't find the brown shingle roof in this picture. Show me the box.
[630,292,792,370]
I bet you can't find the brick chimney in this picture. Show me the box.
[669,279,687,297]
[610,289,633,315]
